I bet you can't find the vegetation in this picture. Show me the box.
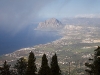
[38,54,52,75]
[85,46,100,75]
[25,51,37,75]
[51,53,61,75]
[14,57,27,75]
[0,46,100,75]
[0,61,11,75]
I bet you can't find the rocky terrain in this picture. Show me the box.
[0,18,100,74]
[35,18,63,31]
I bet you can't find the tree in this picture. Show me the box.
[0,61,11,75]
[10,69,17,75]
[50,53,61,75]
[38,54,51,75]
[25,51,37,75]
[85,46,100,75]
[14,57,27,75]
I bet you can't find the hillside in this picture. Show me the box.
[62,18,100,26]
[0,23,100,74]
[1,18,100,74]
[35,18,63,31]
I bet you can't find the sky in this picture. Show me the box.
[0,0,100,54]
[0,0,100,34]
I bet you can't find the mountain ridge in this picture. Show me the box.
[1,18,100,73]
[35,18,63,31]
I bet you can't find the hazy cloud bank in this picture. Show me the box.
[0,0,54,34]
[0,0,100,34]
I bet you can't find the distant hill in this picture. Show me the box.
[62,18,100,26]
[1,18,100,73]
[36,18,100,31]
[35,18,63,31]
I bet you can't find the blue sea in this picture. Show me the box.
[0,25,60,55]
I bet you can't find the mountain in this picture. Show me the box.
[62,18,100,26]
[35,18,63,31]
[1,18,100,74]
[0,24,100,72]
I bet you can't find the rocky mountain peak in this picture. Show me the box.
[45,18,61,24]
[36,18,63,31]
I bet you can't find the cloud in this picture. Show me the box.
[0,0,100,35]
[38,0,71,18]
[75,14,100,18]
[0,0,54,34]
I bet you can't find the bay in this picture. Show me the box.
[0,25,60,55]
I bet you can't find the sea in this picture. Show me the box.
[0,25,60,55]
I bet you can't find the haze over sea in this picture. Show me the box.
[0,25,60,55]
[0,0,100,56]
